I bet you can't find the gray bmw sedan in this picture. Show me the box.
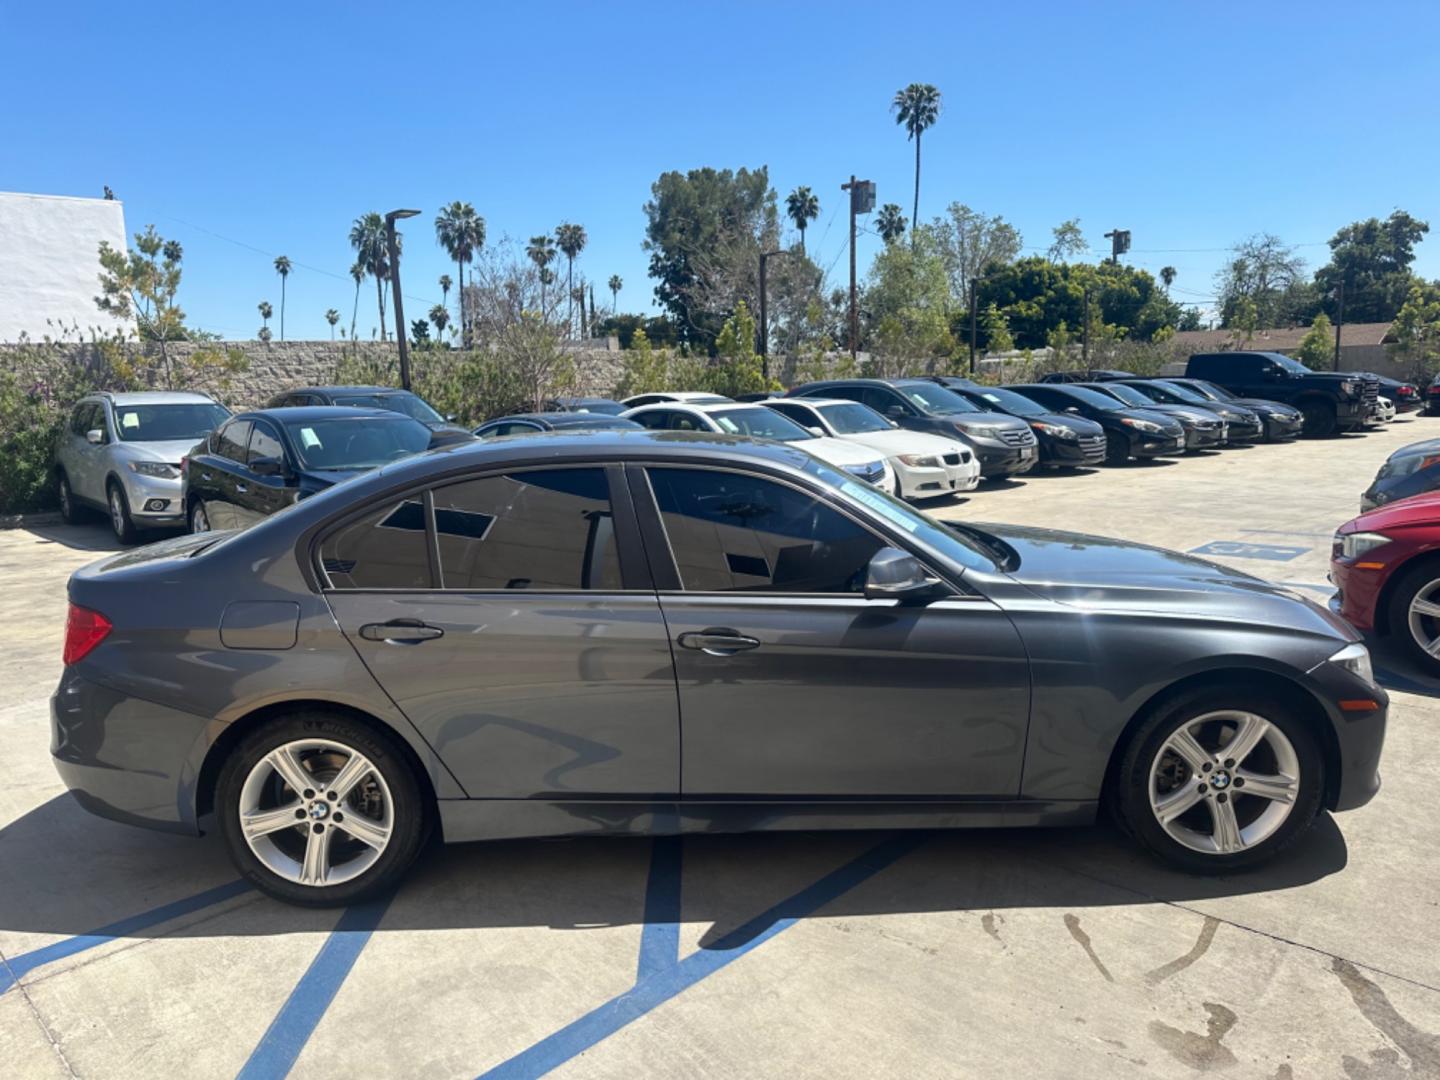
[52,432,1387,906]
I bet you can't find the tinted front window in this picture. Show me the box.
[647,468,884,593]
[248,424,284,464]
[320,499,431,589]
[817,403,891,433]
[114,403,230,442]
[895,384,981,415]
[332,392,444,424]
[282,417,432,470]
[708,408,813,440]
[433,468,621,590]
[217,420,252,462]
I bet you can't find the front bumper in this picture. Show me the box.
[1183,424,1226,450]
[1262,414,1304,441]
[1041,435,1107,467]
[1130,431,1188,458]
[51,667,210,835]
[1305,659,1388,813]
[1329,557,1386,634]
[121,471,185,524]
[1222,419,1264,443]
[972,441,1039,478]
[893,455,980,498]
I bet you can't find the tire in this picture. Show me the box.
[189,499,211,534]
[106,481,138,544]
[1112,684,1324,874]
[1300,400,1337,437]
[1385,560,1440,675]
[1104,434,1130,466]
[57,471,86,524]
[216,710,428,907]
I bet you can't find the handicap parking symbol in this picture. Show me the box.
[1189,540,1310,562]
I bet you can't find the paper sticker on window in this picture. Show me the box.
[841,481,919,532]
[119,411,139,429]
[299,427,322,449]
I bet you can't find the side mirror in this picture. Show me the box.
[884,405,907,419]
[86,428,105,445]
[1064,406,1080,415]
[445,414,458,423]
[250,455,288,479]
[806,426,825,437]
[864,546,945,603]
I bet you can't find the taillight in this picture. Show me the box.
[63,604,112,665]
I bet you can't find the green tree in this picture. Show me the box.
[94,225,190,385]
[1294,313,1334,369]
[704,301,771,396]
[1314,210,1430,324]
[347,262,365,344]
[891,83,941,235]
[1047,219,1087,263]
[863,223,954,374]
[439,273,452,307]
[937,203,1023,307]
[527,234,557,313]
[785,186,820,253]
[325,308,339,339]
[257,300,272,330]
[608,274,623,313]
[435,202,485,346]
[974,257,1181,349]
[643,165,777,350]
[258,326,273,343]
[554,222,588,337]
[1387,282,1440,382]
[876,204,907,244]
[349,213,391,341]
[613,327,672,398]
[273,255,291,340]
[1215,234,1307,329]
[980,303,1014,354]
[1160,266,1177,292]
[430,303,450,341]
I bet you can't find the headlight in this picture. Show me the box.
[1120,417,1164,433]
[1338,532,1392,559]
[128,461,179,479]
[1340,379,1359,397]
[1030,422,1077,439]
[897,453,942,467]
[1327,642,1375,686]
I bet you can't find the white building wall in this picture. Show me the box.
[0,192,134,342]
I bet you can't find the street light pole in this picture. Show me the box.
[1332,280,1346,371]
[385,208,421,391]
[758,249,784,381]
[839,176,873,361]
[969,279,979,375]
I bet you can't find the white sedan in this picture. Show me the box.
[621,401,896,490]
[762,397,980,500]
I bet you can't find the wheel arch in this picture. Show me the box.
[195,698,443,835]
[1100,667,1342,812]
[1373,548,1440,638]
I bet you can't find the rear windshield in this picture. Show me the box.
[282,417,433,470]
[709,408,814,441]
[114,403,231,442]
[332,392,444,424]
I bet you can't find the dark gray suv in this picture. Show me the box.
[52,432,1387,905]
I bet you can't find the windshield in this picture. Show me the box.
[709,407,814,441]
[817,403,891,434]
[559,400,625,416]
[1265,353,1313,375]
[1039,385,1128,411]
[332,392,445,424]
[1187,380,1235,402]
[896,383,982,414]
[1152,381,1209,405]
[113,402,231,442]
[975,387,1046,416]
[799,458,997,573]
[1090,383,1151,407]
[282,417,433,470]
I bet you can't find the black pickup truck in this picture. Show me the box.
[1185,351,1378,435]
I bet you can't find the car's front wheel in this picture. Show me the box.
[106,481,138,544]
[216,711,428,906]
[1300,400,1337,437]
[1386,561,1440,674]
[1114,687,1323,873]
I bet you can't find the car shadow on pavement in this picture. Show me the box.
[21,522,125,552]
[0,791,1348,943]
[1366,636,1440,700]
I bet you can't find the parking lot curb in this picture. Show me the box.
[0,511,63,530]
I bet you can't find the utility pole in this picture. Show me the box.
[969,279,979,374]
[840,176,874,361]
[758,249,784,381]
[1103,229,1131,265]
[1082,287,1090,365]
[385,208,421,391]
[1332,280,1346,371]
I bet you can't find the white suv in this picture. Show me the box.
[54,391,231,542]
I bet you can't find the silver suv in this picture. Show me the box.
[55,391,231,542]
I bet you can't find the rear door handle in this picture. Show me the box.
[678,628,761,656]
[359,619,444,644]
[235,484,248,494]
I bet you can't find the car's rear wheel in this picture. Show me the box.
[189,499,211,534]
[216,711,428,906]
[106,481,138,544]
[1114,686,1323,873]
[1386,561,1440,674]
[57,471,86,524]
[1300,400,1337,437]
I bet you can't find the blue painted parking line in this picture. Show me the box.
[1190,541,1310,562]
[0,878,252,996]
[635,836,682,981]
[235,892,395,1080]
[479,832,925,1080]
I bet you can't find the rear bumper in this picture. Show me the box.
[51,668,209,835]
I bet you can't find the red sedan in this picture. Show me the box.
[1333,491,1440,671]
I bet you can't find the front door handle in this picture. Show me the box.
[235,483,248,494]
[359,619,444,644]
[678,628,761,656]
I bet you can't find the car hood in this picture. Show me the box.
[829,430,969,457]
[1112,407,1186,432]
[1228,397,1300,416]
[1339,490,1440,534]
[791,436,886,468]
[116,438,206,464]
[948,412,1031,433]
[1030,412,1105,436]
[977,521,1355,639]
[1142,404,1220,424]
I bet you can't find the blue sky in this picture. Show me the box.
[4,0,1438,340]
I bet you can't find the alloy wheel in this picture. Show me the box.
[59,477,72,517]
[1406,579,1440,659]
[1148,710,1299,855]
[237,739,394,888]
[109,489,125,534]
[190,502,210,534]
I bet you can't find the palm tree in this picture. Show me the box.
[554,223,587,337]
[273,255,292,340]
[325,308,339,339]
[876,204,908,244]
[1160,266,1177,293]
[439,274,452,309]
[434,202,485,347]
[527,234,557,312]
[430,304,450,341]
[785,187,820,253]
[608,274,623,313]
[349,213,390,341]
[891,83,941,236]
[348,262,365,343]
[258,300,272,330]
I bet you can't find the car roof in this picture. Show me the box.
[629,400,756,414]
[767,397,851,409]
[485,412,636,426]
[235,406,414,423]
[89,391,220,407]
[551,396,621,404]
